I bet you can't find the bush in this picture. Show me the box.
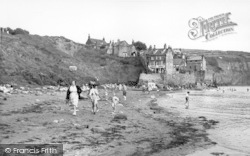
[7,27,29,35]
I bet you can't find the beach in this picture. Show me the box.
[0,87,222,156]
[157,86,250,156]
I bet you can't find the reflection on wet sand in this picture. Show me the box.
[158,86,250,156]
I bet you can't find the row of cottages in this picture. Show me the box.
[0,27,10,34]
[106,40,137,57]
[85,35,137,57]
[145,45,207,74]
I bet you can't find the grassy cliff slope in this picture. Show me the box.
[0,33,145,86]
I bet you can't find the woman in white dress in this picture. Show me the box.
[66,81,82,116]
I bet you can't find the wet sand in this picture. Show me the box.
[0,88,218,156]
[157,87,250,156]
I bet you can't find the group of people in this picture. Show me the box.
[65,81,127,116]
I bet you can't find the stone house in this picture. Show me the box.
[173,53,186,73]
[145,44,174,74]
[85,34,109,49]
[107,40,137,57]
[186,55,206,72]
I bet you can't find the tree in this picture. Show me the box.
[133,41,147,51]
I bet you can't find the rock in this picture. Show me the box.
[59,119,64,122]
[59,87,68,92]
[51,92,56,96]
[53,120,59,123]
[20,87,25,90]
[91,127,106,133]
[22,91,29,94]
[0,86,12,93]
[150,95,156,99]
[113,113,128,121]
[35,91,42,96]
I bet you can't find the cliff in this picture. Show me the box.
[1,31,249,86]
[0,33,145,86]
[181,49,250,85]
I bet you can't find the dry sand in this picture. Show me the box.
[0,89,218,156]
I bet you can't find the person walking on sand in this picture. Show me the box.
[122,84,127,101]
[185,91,190,109]
[66,81,82,116]
[111,92,119,113]
[89,85,99,114]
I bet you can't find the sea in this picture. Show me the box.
[158,86,250,156]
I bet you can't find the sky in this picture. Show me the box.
[1,0,250,52]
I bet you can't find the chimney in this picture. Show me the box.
[132,39,134,45]
[149,45,152,50]
[88,34,90,39]
[117,39,120,43]
[164,43,167,49]
[153,45,156,50]
[103,37,105,41]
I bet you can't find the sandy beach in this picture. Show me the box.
[0,87,220,156]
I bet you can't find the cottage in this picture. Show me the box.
[107,40,137,57]
[186,55,206,72]
[173,54,186,72]
[146,44,174,74]
[85,34,108,49]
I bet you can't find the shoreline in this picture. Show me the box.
[156,90,250,156]
[1,88,218,156]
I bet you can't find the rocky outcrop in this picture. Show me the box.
[182,50,250,86]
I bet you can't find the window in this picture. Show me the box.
[151,57,154,60]
[150,61,155,65]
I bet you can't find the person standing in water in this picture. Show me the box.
[185,91,190,109]
[66,81,82,116]
[89,85,99,114]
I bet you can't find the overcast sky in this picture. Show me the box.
[1,0,250,52]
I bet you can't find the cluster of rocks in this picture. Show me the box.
[0,84,68,97]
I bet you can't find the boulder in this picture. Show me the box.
[113,113,128,121]
[91,127,106,133]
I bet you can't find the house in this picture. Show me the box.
[85,34,109,49]
[173,53,186,72]
[107,40,137,57]
[186,55,206,72]
[145,44,174,74]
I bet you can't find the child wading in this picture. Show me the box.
[89,85,99,114]
[66,81,82,116]
[112,93,119,113]
[185,91,190,109]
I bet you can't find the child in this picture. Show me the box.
[122,84,127,101]
[185,91,190,109]
[89,85,99,114]
[112,93,119,113]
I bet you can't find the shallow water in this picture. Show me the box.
[158,86,250,155]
